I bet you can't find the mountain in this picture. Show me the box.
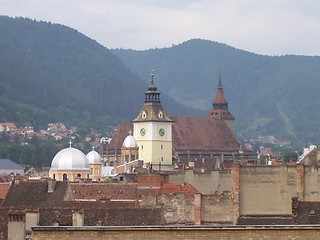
[0,16,198,132]
[111,39,320,146]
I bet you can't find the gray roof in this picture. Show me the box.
[0,159,24,170]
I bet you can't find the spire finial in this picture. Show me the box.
[92,146,96,151]
[68,140,73,148]
[218,71,222,88]
[151,69,154,84]
[128,130,132,135]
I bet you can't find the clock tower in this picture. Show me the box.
[132,71,173,166]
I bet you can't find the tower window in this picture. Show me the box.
[142,111,147,118]
[161,145,163,149]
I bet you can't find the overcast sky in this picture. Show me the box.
[2,0,320,56]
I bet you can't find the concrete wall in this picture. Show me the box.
[239,165,303,215]
[169,169,232,194]
[32,226,320,240]
[8,221,25,240]
[304,166,320,201]
[26,212,39,231]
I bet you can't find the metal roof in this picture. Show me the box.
[0,159,24,170]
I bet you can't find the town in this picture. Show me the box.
[1,74,320,240]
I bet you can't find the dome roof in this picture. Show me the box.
[86,150,101,164]
[122,131,138,148]
[50,147,90,171]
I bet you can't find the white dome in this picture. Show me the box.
[122,133,138,148]
[86,150,101,164]
[50,147,90,171]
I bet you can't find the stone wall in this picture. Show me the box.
[169,169,232,194]
[32,226,320,240]
[157,193,196,224]
[201,194,233,224]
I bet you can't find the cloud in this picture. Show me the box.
[1,0,320,55]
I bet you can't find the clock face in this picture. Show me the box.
[140,128,146,136]
[159,128,165,136]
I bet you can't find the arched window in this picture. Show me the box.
[63,174,68,181]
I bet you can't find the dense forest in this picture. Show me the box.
[1,16,319,166]
[0,16,196,133]
[112,39,320,147]
[0,16,200,166]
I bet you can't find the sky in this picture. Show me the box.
[1,0,320,56]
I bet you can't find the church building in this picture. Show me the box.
[105,72,256,171]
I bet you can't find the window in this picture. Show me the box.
[77,173,81,178]
[63,174,68,181]
[310,209,316,216]
[161,145,163,149]
[142,111,147,118]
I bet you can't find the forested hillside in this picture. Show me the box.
[0,16,196,133]
[112,39,320,146]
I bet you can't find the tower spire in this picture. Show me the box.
[218,71,222,88]
[209,74,235,134]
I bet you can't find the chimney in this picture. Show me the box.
[14,179,20,185]
[47,179,57,193]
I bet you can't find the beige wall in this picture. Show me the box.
[304,166,320,201]
[239,166,302,215]
[201,194,234,224]
[8,221,25,240]
[89,164,102,181]
[50,171,90,181]
[134,122,172,165]
[32,226,320,240]
[26,212,39,231]
[169,170,232,194]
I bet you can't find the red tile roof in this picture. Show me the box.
[160,182,200,196]
[69,183,140,201]
[0,183,10,200]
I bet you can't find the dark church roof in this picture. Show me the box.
[108,116,241,153]
[171,116,239,152]
[108,123,133,150]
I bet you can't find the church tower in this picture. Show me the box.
[209,75,235,135]
[132,71,173,166]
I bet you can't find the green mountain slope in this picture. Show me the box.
[111,39,320,146]
[0,16,197,132]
